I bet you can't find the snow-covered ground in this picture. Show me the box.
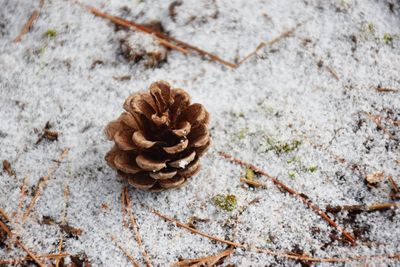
[1,0,399,266]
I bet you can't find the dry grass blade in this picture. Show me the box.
[157,39,189,54]
[363,112,397,140]
[0,208,11,222]
[376,87,398,93]
[0,253,69,265]
[77,2,304,68]
[123,187,153,267]
[0,208,46,267]
[111,235,140,267]
[147,206,400,263]
[23,148,70,222]
[78,3,236,68]
[56,184,70,267]
[325,65,340,80]
[147,205,241,248]
[16,176,29,222]
[236,22,304,66]
[121,188,128,228]
[218,151,356,245]
[173,248,234,267]
[13,0,44,43]
[388,176,399,193]
[326,202,400,213]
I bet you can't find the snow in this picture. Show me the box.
[0,0,400,266]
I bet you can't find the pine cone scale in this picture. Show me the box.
[136,154,167,171]
[132,131,157,149]
[162,139,189,154]
[149,169,177,180]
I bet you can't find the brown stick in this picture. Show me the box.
[218,151,356,245]
[23,148,70,222]
[147,205,400,263]
[157,39,190,54]
[388,176,399,193]
[56,184,70,267]
[16,176,29,222]
[123,187,153,267]
[0,253,69,265]
[111,235,140,267]
[78,3,236,68]
[15,241,47,267]
[13,0,44,43]
[0,219,12,236]
[363,112,397,140]
[326,202,400,213]
[236,22,303,66]
[376,87,398,93]
[173,248,234,267]
[325,65,340,81]
[147,206,244,248]
[0,207,11,222]
[77,2,301,69]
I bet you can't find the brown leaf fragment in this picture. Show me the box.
[113,75,132,81]
[60,224,82,237]
[2,160,15,176]
[365,171,384,186]
[70,253,91,267]
[43,129,59,141]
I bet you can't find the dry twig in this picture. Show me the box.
[111,235,140,267]
[218,151,356,245]
[0,208,11,222]
[375,87,398,93]
[326,202,400,213]
[13,0,44,43]
[121,188,128,228]
[240,177,264,188]
[388,176,399,193]
[363,112,397,141]
[123,187,153,267]
[16,176,29,222]
[2,160,16,177]
[147,206,400,263]
[78,3,236,68]
[23,148,70,222]
[173,248,234,267]
[236,22,303,66]
[77,2,301,69]
[0,253,69,265]
[56,184,70,267]
[0,208,46,267]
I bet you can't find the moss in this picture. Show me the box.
[365,22,375,34]
[245,168,255,180]
[288,171,297,178]
[237,128,247,140]
[383,33,393,44]
[287,156,300,164]
[265,138,302,154]
[307,165,318,173]
[43,29,57,38]
[213,194,237,211]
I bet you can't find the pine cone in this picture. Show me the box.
[105,81,211,191]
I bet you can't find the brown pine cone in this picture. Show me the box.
[105,81,211,191]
